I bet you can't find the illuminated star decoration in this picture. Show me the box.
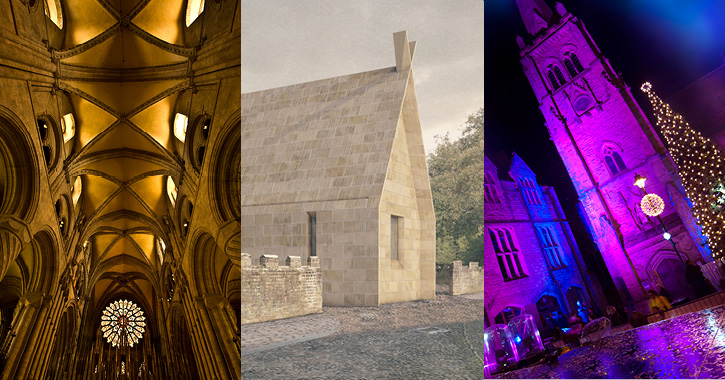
[101,299,146,347]
[642,82,725,258]
[640,194,665,217]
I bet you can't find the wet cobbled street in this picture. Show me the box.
[496,305,725,379]
[241,288,485,379]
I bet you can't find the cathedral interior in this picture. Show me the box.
[0,0,241,378]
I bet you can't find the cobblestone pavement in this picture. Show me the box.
[241,287,484,379]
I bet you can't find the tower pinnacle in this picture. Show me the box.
[515,0,554,35]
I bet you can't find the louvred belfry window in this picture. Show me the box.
[101,299,146,347]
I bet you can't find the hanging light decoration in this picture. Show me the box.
[640,193,665,217]
[101,299,146,347]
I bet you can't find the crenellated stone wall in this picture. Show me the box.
[450,260,483,296]
[241,253,322,324]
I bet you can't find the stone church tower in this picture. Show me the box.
[515,0,710,310]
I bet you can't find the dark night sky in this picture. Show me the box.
[484,0,725,229]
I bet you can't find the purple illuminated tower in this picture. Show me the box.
[515,0,710,310]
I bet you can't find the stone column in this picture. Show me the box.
[180,292,215,379]
[195,296,231,380]
[1,292,43,380]
[205,294,241,379]
[13,295,53,379]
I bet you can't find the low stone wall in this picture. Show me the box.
[450,260,483,296]
[241,253,322,324]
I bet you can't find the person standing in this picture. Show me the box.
[648,289,672,320]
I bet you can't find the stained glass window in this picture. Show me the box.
[101,299,146,347]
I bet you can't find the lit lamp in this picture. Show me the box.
[634,174,686,267]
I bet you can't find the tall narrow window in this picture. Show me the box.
[564,52,585,77]
[484,173,501,203]
[308,212,317,257]
[489,227,526,281]
[603,146,627,175]
[61,113,75,143]
[391,215,401,260]
[186,0,205,26]
[538,226,565,269]
[547,70,561,90]
[71,176,82,205]
[173,113,188,142]
[167,176,178,207]
[520,178,541,205]
[44,0,63,28]
[553,66,567,86]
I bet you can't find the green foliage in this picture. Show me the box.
[428,108,484,265]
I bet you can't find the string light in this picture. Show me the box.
[642,82,725,258]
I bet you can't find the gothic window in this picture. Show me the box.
[167,176,178,207]
[156,238,166,264]
[484,172,501,203]
[494,307,522,324]
[538,226,565,268]
[546,64,567,90]
[564,52,585,77]
[72,176,82,205]
[489,227,527,281]
[553,66,567,86]
[173,113,188,143]
[603,146,627,175]
[520,178,541,205]
[101,300,146,347]
[44,0,63,28]
[186,0,205,26]
[61,113,75,143]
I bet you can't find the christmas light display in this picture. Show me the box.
[640,193,665,216]
[641,82,725,258]
[101,299,146,347]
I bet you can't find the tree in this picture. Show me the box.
[641,82,725,259]
[428,108,484,265]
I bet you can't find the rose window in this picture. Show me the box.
[101,299,146,347]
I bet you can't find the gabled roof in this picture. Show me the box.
[242,44,414,208]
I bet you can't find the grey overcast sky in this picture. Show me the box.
[241,1,485,155]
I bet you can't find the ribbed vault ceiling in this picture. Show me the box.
[58,0,190,309]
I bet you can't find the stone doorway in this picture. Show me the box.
[656,258,692,302]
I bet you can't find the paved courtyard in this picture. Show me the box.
[494,305,725,379]
[241,286,485,379]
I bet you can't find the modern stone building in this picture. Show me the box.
[484,153,600,328]
[514,0,711,311]
[242,31,436,307]
[0,1,241,379]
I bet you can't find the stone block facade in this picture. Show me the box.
[241,253,322,324]
[241,32,435,308]
[450,261,483,295]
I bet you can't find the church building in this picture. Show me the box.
[0,0,241,379]
[514,0,711,311]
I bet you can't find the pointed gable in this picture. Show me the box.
[241,66,410,207]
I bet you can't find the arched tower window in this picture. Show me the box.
[546,64,567,90]
[603,146,627,176]
[564,52,585,77]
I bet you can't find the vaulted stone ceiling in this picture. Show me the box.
[56,0,193,309]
